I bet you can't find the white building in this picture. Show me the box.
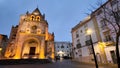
[91,0,120,64]
[54,42,72,58]
[71,16,104,63]
[71,0,120,64]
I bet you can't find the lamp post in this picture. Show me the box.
[87,29,98,68]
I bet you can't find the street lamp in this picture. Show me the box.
[86,29,98,68]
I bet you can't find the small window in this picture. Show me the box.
[76,34,79,38]
[117,11,120,16]
[84,24,88,28]
[30,15,35,21]
[76,43,81,49]
[76,31,79,38]
[61,45,64,48]
[78,49,81,52]
[86,35,91,40]
[85,40,91,46]
[58,46,59,48]
[104,35,112,42]
[73,47,76,50]
[100,19,107,30]
[79,55,82,56]
[76,52,78,55]
[36,16,40,21]
[77,39,80,43]
[80,30,82,33]
[111,0,118,6]
[88,46,93,54]
[85,28,88,34]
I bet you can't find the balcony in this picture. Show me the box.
[101,26,110,32]
[103,37,115,46]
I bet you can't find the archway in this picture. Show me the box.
[21,38,40,59]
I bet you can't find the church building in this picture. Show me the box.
[5,8,55,60]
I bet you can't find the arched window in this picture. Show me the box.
[36,16,40,21]
[30,15,35,21]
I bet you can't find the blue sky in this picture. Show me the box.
[0,0,106,42]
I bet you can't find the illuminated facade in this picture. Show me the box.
[5,8,55,60]
[0,34,8,58]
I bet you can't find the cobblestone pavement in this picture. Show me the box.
[0,60,117,68]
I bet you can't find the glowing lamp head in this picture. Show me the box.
[86,29,92,35]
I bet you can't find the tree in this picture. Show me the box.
[91,0,120,68]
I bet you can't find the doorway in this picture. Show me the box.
[110,50,117,64]
[29,47,36,55]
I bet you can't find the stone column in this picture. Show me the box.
[51,41,55,60]
[39,39,45,59]
[14,42,22,59]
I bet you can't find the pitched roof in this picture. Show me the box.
[32,8,41,15]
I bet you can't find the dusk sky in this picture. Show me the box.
[0,0,106,42]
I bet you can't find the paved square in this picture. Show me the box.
[0,60,117,68]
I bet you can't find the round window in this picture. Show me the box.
[32,25,37,30]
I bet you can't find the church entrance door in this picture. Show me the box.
[29,47,36,55]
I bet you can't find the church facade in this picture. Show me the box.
[5,8,55,60]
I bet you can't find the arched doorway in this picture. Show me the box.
[28,40,37,56]
[21,39,40,59]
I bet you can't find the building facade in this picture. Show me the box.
[71,16,105,63]
[71,0,120,64]
[55,41,72,59]
[91,0,120,64]
[5,8,55,60]
[0,34,8,58]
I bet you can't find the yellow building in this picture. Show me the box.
[0,34,8,58]
[5,8,55,60]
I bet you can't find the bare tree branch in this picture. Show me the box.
[103,18,117,33]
